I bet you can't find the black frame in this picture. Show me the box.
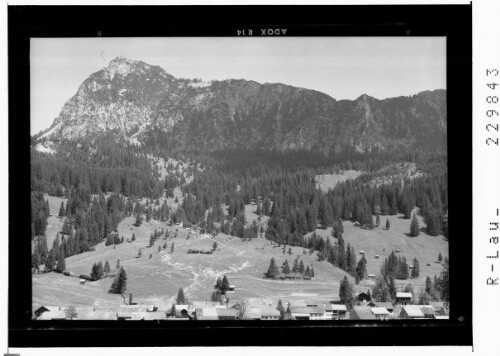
[9,4,472,347]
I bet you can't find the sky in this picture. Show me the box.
[31,37,446,135]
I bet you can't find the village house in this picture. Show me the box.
[419,305,436,319]
[258,305,280,320]
[400,305,426,319]
[371,307,391,320]
[395,292,413,305]
[242,305,262,320]
[216,308,239,320]
[350,306,376,320]
[33,305,60,318]
[195,307,219,320]
[324,304,348,320]
[372,302,394,313]
[37,310,67,320]
[356,292,372,304]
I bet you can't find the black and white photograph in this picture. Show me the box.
[6,3,479,350]
[30,36,450,322]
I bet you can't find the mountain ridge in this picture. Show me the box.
[37,56,447,154]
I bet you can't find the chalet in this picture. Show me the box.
[395,292,413,305]
[356,292,371,303]
[259,305,280,320]
[216,308,239,320]
[242,306,262,320]
[309,305,327,320]
[79,279,86,285]
[359,251,365,255]
[350,306,376,320]
[324,304,347,320]
[400,305,425,319]
[419,305,436,319]
[195,307,219,320]
[290,307,312,320]
[373,302,394,313]
[77,311,117,320]
[395,249,400,253]
[37,310,67,320]
[367,274,376,280]
[374,255,380,259]
[33,306,60,318]
[117,310,133,320]
[173,304,190,317]
[429,302,448,316]
[371,307,390,320]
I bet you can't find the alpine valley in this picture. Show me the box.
[31,56,449,320]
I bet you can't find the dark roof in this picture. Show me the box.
[373,302,394,309]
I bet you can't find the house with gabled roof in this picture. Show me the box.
[350,306,376,320]
[371,307,390,320]
[395,292,413,305]
[400,305,425,319]
[324,303,347,319]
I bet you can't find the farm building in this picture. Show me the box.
[400,305,425,319]
[371,307,390,320]
[350,306,376,320]
[429,302,448,316]
[367,274,376,280]
[33,305,60,318]
[242,305,262,320]
[79,279,86,284]
[173,304,190,317]
[373,302,394,313]
[77,311,117,320]
[257,305,280,320]
[195,308,219,320]
[395,292,413,305]
[324,304,347,319]
[37,310,67,320]
[228,285,236,292]
[216,308,239,320]
[419,306,436,319]
[356,292,371,303]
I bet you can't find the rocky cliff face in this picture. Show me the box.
[39,56,447,153]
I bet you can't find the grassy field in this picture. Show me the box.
[315,170,364,192]
[33,196,447,309]
[307,208,448,293]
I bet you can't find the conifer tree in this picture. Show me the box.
[131,233,136,242]
[176,287,188,305]
[375,214,380,227]
[104,260,111,275]
[372,276,391,302]
[425,276,433,295]
[311,267,315,278]
[299,260,305,277]
[411,257,420,278]
[277,299,285,320]
[213,241,218,251]
[56,249,66,273]
[386,219,390,230]
[58,201,66,218]
[266,258,280,279]
[171,242,175,253]
[304,265,311,279]
[222,275,230,293]
[438,252,443,262]
[109,266,127,294]
[45,251,56,271]
[339,276,356,309]
[410,212,420,237]
[292,258,300,279]
[387,276,396,300]
[281,260,291,278]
